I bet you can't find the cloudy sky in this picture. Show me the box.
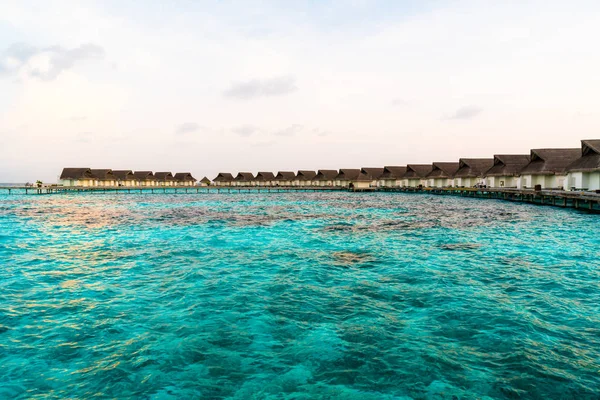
[1,0,599,182]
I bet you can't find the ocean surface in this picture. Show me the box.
[1,192,599,399]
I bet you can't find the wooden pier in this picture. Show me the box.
[1,185,599,213]
[379,187,600,213]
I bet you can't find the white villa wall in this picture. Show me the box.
[519,174,566,189]
[351,181,370,189]
[566,172,600,191]
[454,177,481,187]
[589,172,600,190]
[430,178,451,187]
[588,172,600,191]
[381,179,400,187]
[60,179,97,187]
[486,176,518,188]
[406,179,422,188]
[59,179,74,186]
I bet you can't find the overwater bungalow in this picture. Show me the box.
[348,172,373,189]
[378,166,406,187]
[154,172,175,187]
[403,165,433,188]
[113,170,136,187]
[255,172,275,186]
[518,149,580,189]
[361,168,384,187]
[90,169,116,187]
[426,163,459,188]
[174,172,197,186]
[453,159,494,188]
[234,172,254,187]
[335,169,362,187]
[133,171,156,187]
[314,170,338,186]
[199,177,212,187]
[59,168,97,187]
[483,155,530,188]
[274,171,296,186]
[213,173,234,187]
[295,170,317,186]
[564,140,600,191]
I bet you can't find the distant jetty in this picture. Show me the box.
[1,139,599,213]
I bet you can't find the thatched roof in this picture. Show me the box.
[404,164,433,178]
[174,172,196,182]
[112,170,135,180]
[296,170,317,180]
[380,166,406,180]
[60,168,94,180]
[234,172,255,182]
[255,172,275,181]
[360,167,384,180]
[213,173,234,182]
[484,155,531,177]
[427,162,460,179]
[355,172,373,182]
[520,149,580,175]
[315,170,338,180]
[154,172,174,181]
[90,169,115,181]
[565,140,600,172]
[335,169,362,180]
[454,159,495,178]
[274,171,296,180]
[200,177,211,184]
[133,171,155,180]
[585,139,600,154]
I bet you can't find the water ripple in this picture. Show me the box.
[1,192,599,399]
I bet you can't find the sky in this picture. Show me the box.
[1,0,599,182]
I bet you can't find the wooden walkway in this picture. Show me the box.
[1,185,599,213]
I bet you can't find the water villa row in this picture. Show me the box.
[58,169,211,187]
[212,140,600,192]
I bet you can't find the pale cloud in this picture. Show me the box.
[445,106,483,120]
[232,125,259,137]
[175,122,202,135]
[251,140,277,148]
[391,98,409,106]
[312,128,331,137]
[76,132,93,143]
[223,76,297,100]
[274,124,303,137]
[0,43,105,81]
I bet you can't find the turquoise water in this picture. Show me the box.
[1,192,599,399]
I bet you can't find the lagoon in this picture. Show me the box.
[1,192,599,399]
